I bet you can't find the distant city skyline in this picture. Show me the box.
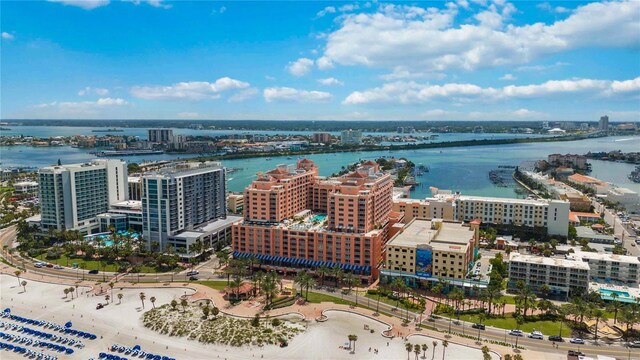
[2,0,639,121]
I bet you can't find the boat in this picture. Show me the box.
[92,128,124,133]
[629,165,640,183]
[287,156,293,159]
[265,157,272,160]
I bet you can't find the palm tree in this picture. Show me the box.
[405,342,413,360]
[607,293,622,323]
[74,284,79,298]
[170,299,178,311]
[117,293,123,304]
[294,271,306,297]
[414,344,421,360]
[431,341,438,360]
[21,280,27,292]
[139,292,146,309]
[477,312,487,341]
[441,340,448,360]
[105,295,110,303]
[180,298,188,312]
[317,265,329,286]
[230,276,243,300]
[421,343,428,359]
[481,345,491,360]
[348,334,358,353]
[202,305,210,319]
[64,288,69,299]
[150,296,156,309]
[108,282,114,302]
[211,306,220,319]
[344,272,356,293]
[14,270,21,287]
[392,278,405,307]
[68,287,75,299]
[332,266,344,288]
[590,307,605,343]
[304,274,316,301]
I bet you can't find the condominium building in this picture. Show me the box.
[14,180,39,194]
[148,128,174,143]
[508,252,590,298]
[567,251,640,285]
[141,162,226,255]
[128,176,142,201]
[312,133,332,144]
[547,154,588,170]
[392,189,570,236]
[38,159,128,234]
[599,115,609,131]
[232,159,395,282]
[382,219,480,289]
[340,129,363,145]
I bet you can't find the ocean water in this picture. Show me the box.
[1,125,638,199]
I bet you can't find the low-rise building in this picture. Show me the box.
[567,174,610,194]
[567,251,640,285]
[381,218,482,290]
[227,193,244,214]
[508,252,590,298]
[13,181,39,194]
[575,226,619,245]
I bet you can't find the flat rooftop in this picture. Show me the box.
[569,251,640,265]
[387,219,472,249]
[509,252,591,270]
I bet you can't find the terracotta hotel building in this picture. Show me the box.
[232,159,398,282]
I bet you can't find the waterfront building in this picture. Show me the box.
[312,132,332,144]
[227,193,244,214]
[232,159,395,282]
[607,187,640,213]
[340,129,363,145]
[508,252,590,298]
[520,171,591,211]
[599,115,609,131]
[568,251,640,285]
[567,174,610,194]
[547,153,588,170]
[128,176,142,201]
[148,128,174,143]
[141,162,227,255]
[381,218,483,290]
[13,180,39,194]
[393,189,570,237]
[38,159,128,234]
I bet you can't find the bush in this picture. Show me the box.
[251,314,260,327]
[367,289,378,295]
[271,318,282,327]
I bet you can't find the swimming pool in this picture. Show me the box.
[311,214,327,222]
[599,289,630,297]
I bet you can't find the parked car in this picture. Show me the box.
[88,269,99,274]
[548,335,564,342]
[569,338,585,344]
[96,303,104,310]
[186,270,199,276]
[53,265,63,270]
[45,263,54,268]
[568,350,584,356]
[628,341,640,348]
[189,276,199,281]
[471,324,485,330]
[508,329,524,337]
[528,331,544,340]
[34,263,44,268]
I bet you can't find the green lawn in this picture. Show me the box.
[35,253,163,273]
[458,314,566,335]
[306,291,355,305]
[364,292,423,310]
[195,280,229,290]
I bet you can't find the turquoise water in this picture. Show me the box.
[311,214,327,222]
[2,126,639,199]
[598,288,637,303]
[103,240,114,247]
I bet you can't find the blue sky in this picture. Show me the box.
[1,0,639,121]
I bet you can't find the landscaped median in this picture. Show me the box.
[456,313,565,335]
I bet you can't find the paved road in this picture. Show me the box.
[591,199,639,257]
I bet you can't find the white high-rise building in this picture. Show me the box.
[340,129,363,145]
[38,159,128,234]
[141,162,226,253]
[148,128,174,143]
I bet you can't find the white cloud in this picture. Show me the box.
[317,77,344,86]
[78,87,109,96]
[263,87,333,103]
[1,32,15,40]
[380,67,446,81]
[419,108,548,120]
[286,58,314,77]
[130,77,250,101]
[339,4,359,12]
[316,56,334,70]
[320,1,640,72]
[343,77,639,105]
[537,2,571,14]
[265,75,276,81]
[228,87,259,102]
[516,62,569,72]
[124,0,171,9]
[32,97,128,115]
[47,0,110,10]
[177,112,199,119]
[554,6,570,14]
[316,6,336,17]
[499,74,516,81]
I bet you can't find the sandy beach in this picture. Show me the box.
[1,275,498,360]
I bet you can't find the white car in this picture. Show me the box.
[528,331,544,340]
[570,338,585,344]
[53,265,63,269]
[509,329,524,337]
